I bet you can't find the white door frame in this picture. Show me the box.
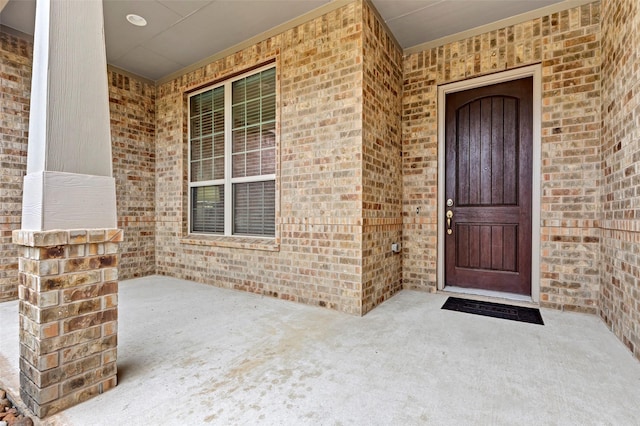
[436,65,542,303]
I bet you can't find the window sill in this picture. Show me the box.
[180,235,279,252]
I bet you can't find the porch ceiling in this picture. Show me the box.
[1,0,572,81]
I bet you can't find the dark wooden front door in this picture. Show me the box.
[445,77,533,295]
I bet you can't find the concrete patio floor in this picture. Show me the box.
[1,275,640,425]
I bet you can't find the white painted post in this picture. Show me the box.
[22,0,116,230]
[14,0,121,417]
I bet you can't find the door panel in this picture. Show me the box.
[455,224,517,271]
[445,77,532,295]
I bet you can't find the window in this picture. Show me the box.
[189,65,276,237]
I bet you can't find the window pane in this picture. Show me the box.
[192,185,224,234]
[261,148,275,174]
[201,112,213,135]
[262,123,276,148]
[246,125,261,151]
[191,160,200,182]
[213,110,224,133]
[190,87,224,183]
[190,95,201,116]
[232,129,245,153]
[201,159,213,181]
[201,136,213,160]
[230,68,276,179]
[214,134,225,157]
[200,90,213,112]
[191,138,201,161]
[233,181,275,236]
[246,151,260,176]
[262,95,276,122]
[232,153,245,178]
[214,90,224,109]
[232,104,245,128]
[246,100,261,126]
[214,157,224,180]
[261,68,276,96]
[190,117,200,138]
[233,183,248,234]
[245,73,261,100]
[232,79,245,104]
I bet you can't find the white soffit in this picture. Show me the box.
[113,0,331,80]
[0,0,594,82]
[144,1,330,69]
[0,0,34,35]
[103,1,189,61]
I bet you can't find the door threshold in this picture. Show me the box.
[441,286,536,306]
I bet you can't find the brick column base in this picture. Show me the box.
[12,229,122,418]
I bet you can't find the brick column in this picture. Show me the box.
[12,229,122,418]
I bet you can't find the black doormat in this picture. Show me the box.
[442,296,544,325]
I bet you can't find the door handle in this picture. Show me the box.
[446,210,453,235]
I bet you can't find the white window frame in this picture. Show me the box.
[188,64,276,237]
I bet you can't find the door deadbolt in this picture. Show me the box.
[446,198,454,207]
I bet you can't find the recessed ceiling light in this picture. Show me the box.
[126,14,147,27]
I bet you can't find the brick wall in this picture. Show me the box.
[155,2,368,314]
[108,68,157,279]
[600,0,640,359]
[402,2,602,312]
[4,0,637,343]
[539,4,601,312]
[14,228,122,417]
[361,3,403,313]
[154,1,407,315]
[0,31,32,302]
[0,30,156,302]
[279,3,365,313]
